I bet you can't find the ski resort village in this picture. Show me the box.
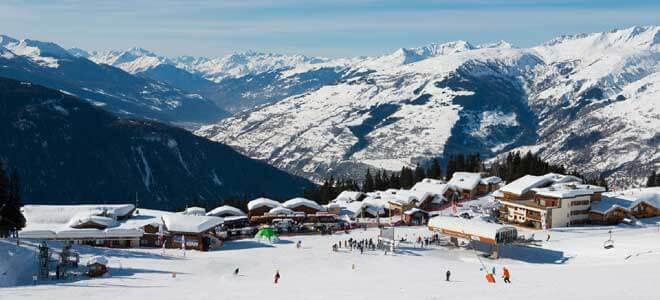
[1,1,660,299]
[2,172,660,299]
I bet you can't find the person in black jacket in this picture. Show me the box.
[446,270,451,281]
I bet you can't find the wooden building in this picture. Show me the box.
[498,182,605,229]
[589,189,660,225]
[428,216,517,258]
[402,208,429,225]
[161,214,223,251]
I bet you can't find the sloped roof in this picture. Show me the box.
[591,188,660,214]
[282,197,324,211]
[22,204,135,225]
[67,214,117,229]
[448,172,482,191]
[333,191,364,202]
[268,206,296,215]
[480,176,502,185]
[181,207,206,216]
[531,183,606,198]
[207,205,246,217]
[247,198,281,211]
[162,214,223,233]
[499,173,582,196]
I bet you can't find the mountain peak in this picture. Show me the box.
[67,47,90,58]
[542,25,659,49]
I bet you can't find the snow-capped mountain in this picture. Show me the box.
[197,26,660,186]
[172,51,329,83]
[0,35,228,124]
[87,47,168,74]
[81,48,332,112]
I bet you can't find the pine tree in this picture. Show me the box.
[363,169,375,192]
[647,170,657,187]
[7,168,26,232]
[413,164,426,184]
[446,155,457,180]
[1,166,26,237]
[428,158,442,180]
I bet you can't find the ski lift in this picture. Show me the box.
[603,230,614,249]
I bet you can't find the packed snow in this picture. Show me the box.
[3,219,660,299]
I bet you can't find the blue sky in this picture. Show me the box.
[1,0,658,58]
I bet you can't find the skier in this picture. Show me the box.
[446,270,451,281]
[491,266,496,276]
[296,240,301,249]
[234,267,239,276]
[546,233,551,242]
[274,270,281,284]
[503,267,511,283]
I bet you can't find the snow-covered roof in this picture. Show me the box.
[591,187,660,214]
[480,176,502,185]
[428,216,517,239]
[162,214,223,233]
[411,180,458,203]
[268,206,296,216]
[333,191,364,203]
[499,173,582,196]
[206,205,246,217]
[247,198,281,211]
[19,206,172,240]
[363,205,386,217]
[67,214,117,229]
[22,204,135,225]
[531,183,606,198]
[282,197,324,211]
[420,178,446,185]
[86,256,108,266]
[181,206,206,216]
[404,208,428,215]
[447,172,482,191]
[364,196,390,207]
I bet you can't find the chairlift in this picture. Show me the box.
[603,230,614,249]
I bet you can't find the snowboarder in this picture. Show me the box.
[274,270,281,284]
[503,267,511,283]
[446,270,451,281]
[234,268,239,276]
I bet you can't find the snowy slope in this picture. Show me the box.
[197,26,660,185]
[3,222,660,299]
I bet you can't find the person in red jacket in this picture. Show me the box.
[502,267,511,283]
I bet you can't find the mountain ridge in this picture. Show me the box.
[196,25,660,187]
[0,76,314,209]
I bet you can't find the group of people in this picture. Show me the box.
[332,237,378,254]
[415,234,441,248]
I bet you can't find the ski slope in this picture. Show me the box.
[2,220,660,300]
